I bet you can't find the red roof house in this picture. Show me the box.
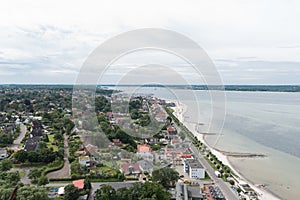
[72,179,85,190]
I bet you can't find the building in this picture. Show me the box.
[24,136,40,151]
[73,179,85,190]
[120,162,140,176]
[79,156,91,167]
[84,144,98,155]
[137,160,153,174]
[167,126,177,139]
[137,144,154,163]
[0,149,8,160]
[173,182,204,200]
[184,159,205,179]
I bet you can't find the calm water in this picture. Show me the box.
[115,87,300,200]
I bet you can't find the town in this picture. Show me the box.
[0,85,259,200]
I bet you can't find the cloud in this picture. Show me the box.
[0,0,300,84]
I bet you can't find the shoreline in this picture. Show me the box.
[170,100,280,200]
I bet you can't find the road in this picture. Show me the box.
[9,123,27,149]
[47,133,70,179]
[190,145,239,200]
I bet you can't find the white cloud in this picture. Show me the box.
[0,0,300,84]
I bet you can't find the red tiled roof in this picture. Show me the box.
[137,144,152,152]
[72,179,85,190]
[167,127,175,132]
[181,154,192,158]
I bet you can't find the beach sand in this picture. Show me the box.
[171,100,280,200]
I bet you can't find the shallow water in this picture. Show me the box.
[116,87,300,200]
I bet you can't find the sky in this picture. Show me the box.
[0,0,300,85]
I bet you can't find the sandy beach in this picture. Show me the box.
[170,100,280,200]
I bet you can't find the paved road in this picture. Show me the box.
[9,123,27,149]
[47,133,70,179]
[190,145,239,200]
[10,167,31,185]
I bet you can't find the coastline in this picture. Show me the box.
[170,100,280,200]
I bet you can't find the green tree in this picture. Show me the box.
[64,184,80,200]
[152,168,179,189]
[14,150,28,163]
[28,168,42,180]
[16,185,48,200]
[0,187,13,200]
[138,181,171,200]
[95,184,117,200]
[38,176,49,186]
[0,159,12,171]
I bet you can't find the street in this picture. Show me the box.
[190,145,239,200]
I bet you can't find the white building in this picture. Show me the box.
[185,159,205,179]
[0,149,8,160]
[79,156,91,167]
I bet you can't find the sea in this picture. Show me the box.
[111,86,300,200]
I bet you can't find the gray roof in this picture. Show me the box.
[186,159,203,169]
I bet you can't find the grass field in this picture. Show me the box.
[47,134,59,151]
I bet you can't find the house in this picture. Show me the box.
[137,144,154,163]
[164,148,182,160]
[30,120,43,137]
[120,162,141,176]
[85,144,98,155]
[112,139,123,146]
[167,126,177,139]
[106,112,114,120]
[137,144,152,152]
[137,160,153,174]
[155,111,166,123]
[184,159,205,179]
[24,136,40,151]
[0,149,8,160]
[171,138,182,145]
[58,187,65,196]
[79,156,91,167]
[73,179,85,190]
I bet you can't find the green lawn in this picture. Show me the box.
[19,171,26,178]
[47,134,59,151]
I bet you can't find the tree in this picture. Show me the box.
[37,176,49,186]
[28,168,42,180]
[84,178,91,190]
[229,180,235,185]
[95,184,117,200]
[0,187,13,200]
[152,168,179,188]
[16,185,48,200]
[138,181,171,200]
[54,133,63,141]
[0,159,12,171]
[110,182,172,200]
[64,184,80,200]
[14,150,28,163]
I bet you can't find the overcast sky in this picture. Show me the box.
[0,0,300,84]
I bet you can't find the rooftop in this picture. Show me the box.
[186,159,203,169]
[73,179,85,190]
[137,144,152,152]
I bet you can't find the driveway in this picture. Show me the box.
[47,133,70,179]
[10,167,31,185]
